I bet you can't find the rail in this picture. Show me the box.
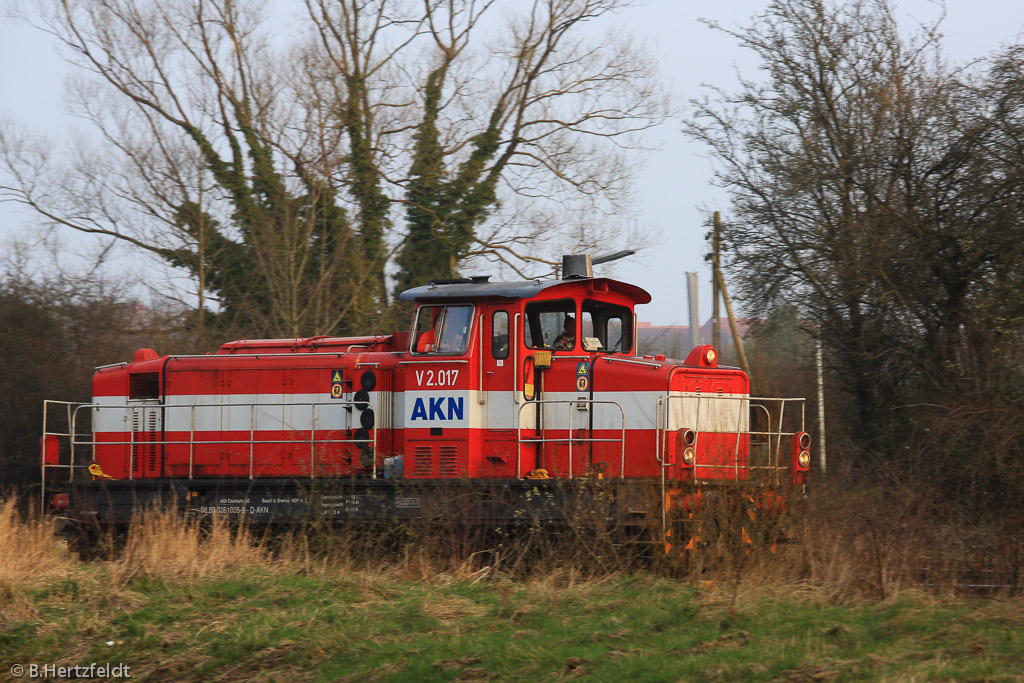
[515,399,626,479]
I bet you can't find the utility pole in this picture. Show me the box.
[706,211,748,369]
[816,329,827,475]
[716,269,749,370]
[711,211,722,352]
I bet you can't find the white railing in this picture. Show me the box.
[40,398,379,513]
[515,399,626,479]
[653,394,806,532]
[40,400,90,514]
[655,394,805,481]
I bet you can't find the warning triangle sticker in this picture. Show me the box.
[331,371,342,383]
[577,362,588,375]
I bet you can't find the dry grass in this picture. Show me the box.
[693,481,1024,605]
[1,496,276,600]
[2,480,1022,606]
[108,507,271,585]
[0,497,78,592]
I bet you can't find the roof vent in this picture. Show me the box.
[426,277,472,286]
[470,275,491,283]
[562,254,593,279]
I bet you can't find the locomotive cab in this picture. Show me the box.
[397,273,652,480]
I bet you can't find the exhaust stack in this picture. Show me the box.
[561,254,593,279]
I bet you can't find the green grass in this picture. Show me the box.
[2,568,1023,681]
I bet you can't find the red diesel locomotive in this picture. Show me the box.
[42,256,809,542]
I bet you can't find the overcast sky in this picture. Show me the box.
[2,1,1024,326]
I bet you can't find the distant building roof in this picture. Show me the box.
[636,318,756,356]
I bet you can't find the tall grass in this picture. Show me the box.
[2,480,1021,602]
[0,498,79,592]
[708,480,1024,602]
[108,507,268,585]
[0,498,272,597]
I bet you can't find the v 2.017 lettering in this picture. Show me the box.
[414,369,459,387]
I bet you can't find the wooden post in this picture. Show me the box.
[716,268,749,371]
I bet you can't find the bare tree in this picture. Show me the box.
[303,0,665,291]
[686,0,1024,473]
[0,0,370,337]
[0,242,199,488]
[0,0,666,337]
[686,0,952,433]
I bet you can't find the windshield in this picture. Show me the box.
[412,304,474,355]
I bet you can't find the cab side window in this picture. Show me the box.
[581,299,632,353]
[524,299,576,351]
[492,311,509,359]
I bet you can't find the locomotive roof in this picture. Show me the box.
[398,276,651,304]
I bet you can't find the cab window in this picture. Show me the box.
[492,311,509,359]
[524,299,576,351]
[581,299,632,353]
[412,304,474,355]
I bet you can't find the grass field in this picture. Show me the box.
[2,499,1023,681]
[5,566,1024,681]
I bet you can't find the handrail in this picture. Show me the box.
[52,399,379,483]
[602,356,661,368]
[371,396,379,480]
[40,400,91,514]
[190,405,196,480]
[249,404,256,480]
[694,392,703,473]
[658,394,806,483]
[515,399,626,479]
[478,313,486,405]
[775,401,786,483]
[512,313,521,404]
[310,403,316,480]
[397,359,469,365]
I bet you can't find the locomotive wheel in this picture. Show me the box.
[663,490,776,578]
[662,489,703,576]
[742,489,806,554]
[63,517,112,562]
[743,504,786,554]
[66,523,97,561]
[663,513,699,576]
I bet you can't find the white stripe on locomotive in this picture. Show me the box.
[94,390,750,435]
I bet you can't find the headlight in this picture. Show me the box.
[682,447,696,465]
[798,450,810,468]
